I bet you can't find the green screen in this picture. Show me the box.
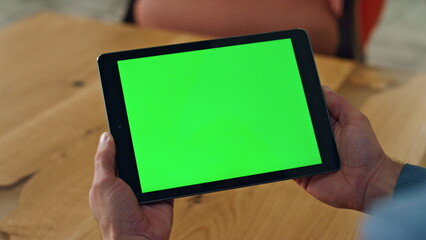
[117,38,322,193]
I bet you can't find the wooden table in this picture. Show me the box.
[0,12,425,240]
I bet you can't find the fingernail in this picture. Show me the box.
[100,132,110,143]
[322,85,332,91]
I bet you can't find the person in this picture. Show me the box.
[89,86,426,240]
[126,0,385,59]
[129,0,342,55]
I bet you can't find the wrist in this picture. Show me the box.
[363,154,404,211]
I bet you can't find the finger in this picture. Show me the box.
[167,199,175,207]
[322,86,342,120]
[293,176,311,189]
[93,132,117,184]
[293,178,301,185]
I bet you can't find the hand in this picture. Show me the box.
[295,86,403,212]
[89,132,173,240]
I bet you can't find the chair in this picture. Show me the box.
[124,0,136,23]
[124,0,385,61]
[337,0,386,61]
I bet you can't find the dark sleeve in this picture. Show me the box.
[362,164,426,240]
[394,164,426,197]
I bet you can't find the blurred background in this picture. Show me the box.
[0,0,425,72]
[1,1,426,239]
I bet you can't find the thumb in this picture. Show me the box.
[322,85,359,125]
[93,132,117,183]
[322,86,341,119]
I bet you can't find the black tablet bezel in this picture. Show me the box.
[98,29,340,203]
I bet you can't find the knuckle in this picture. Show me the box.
[89,185,97,199]
[94,151,108,169]
[90,180,103,194]
[353,111,369,123]
[94,150,107,163]
[90,178,110,195]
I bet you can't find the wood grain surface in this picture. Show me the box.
[2,11,424,240]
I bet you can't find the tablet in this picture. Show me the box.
[98,29,340,203]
